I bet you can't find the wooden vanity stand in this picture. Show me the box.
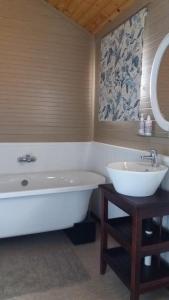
[99,184,169,300]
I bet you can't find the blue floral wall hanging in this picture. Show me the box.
[99,8,147,121]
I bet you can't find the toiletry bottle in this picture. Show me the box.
[145,115,152,136]
[139,113,145,135]
[144,256,152,266]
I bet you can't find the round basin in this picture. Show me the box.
[106,162,168,197]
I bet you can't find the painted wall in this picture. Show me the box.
[0,142,91,174]
[94,0,169,155]
[0,0,94,142]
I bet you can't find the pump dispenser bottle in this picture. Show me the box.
[145,115,152,136]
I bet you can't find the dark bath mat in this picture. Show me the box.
[0,231,90,299]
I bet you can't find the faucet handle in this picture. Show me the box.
[150,149,158,160]
[29,155,36,162]
[25,154,36,162]
[150,148,158,155]
[150,148,159,167]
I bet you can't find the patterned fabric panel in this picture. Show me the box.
[99,8,147,121]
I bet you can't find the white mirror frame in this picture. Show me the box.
[150,33,169,132]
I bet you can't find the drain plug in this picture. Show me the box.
[21,179,29,186]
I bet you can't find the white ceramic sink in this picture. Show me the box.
[106,162,168,197]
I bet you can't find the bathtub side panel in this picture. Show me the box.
[0,191,91,238]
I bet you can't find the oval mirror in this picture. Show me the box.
[150,33,169,132]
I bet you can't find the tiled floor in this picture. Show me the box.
[8,228,169,300]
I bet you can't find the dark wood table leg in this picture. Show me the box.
[130,214,142,300]
[100,190,108,274]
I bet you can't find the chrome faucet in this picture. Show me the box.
[141,149,158,167]
[17,154,36,163]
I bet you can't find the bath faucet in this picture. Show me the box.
[141,149,158,167]
[17,154,36,163]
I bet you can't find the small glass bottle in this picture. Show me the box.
[139,113,145,135]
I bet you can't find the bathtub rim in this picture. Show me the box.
[0,184,102,199]
[0,170,105,199]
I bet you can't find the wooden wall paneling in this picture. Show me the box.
[157,45,169,120]
[0,0,94,142]
[94,0,169,155]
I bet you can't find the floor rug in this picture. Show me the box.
[0,231,90,299]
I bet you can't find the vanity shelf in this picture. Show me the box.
[103,247,169,294]
[106,216,169,255]
[137,132,169,139]
[99,184,169,300]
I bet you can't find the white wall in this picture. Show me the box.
[0,142,91,174]
[88,142,148,177]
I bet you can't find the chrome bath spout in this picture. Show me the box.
[17,154,36,163]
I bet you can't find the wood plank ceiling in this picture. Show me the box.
[46,0,134,34]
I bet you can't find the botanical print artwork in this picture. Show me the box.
[99,8,147,121]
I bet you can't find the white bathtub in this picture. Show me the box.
[0,170,105,238]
